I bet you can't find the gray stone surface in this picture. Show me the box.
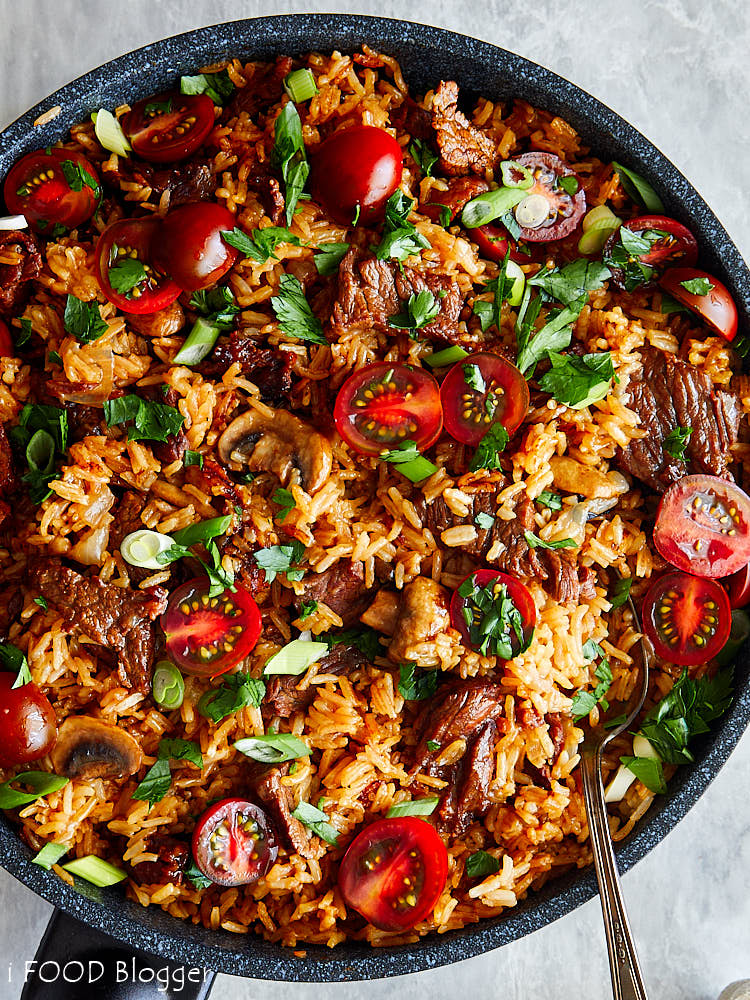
[0,1,749,998]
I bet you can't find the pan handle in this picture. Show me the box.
[19,908,216,1000]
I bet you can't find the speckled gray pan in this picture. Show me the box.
[1,13,749,984]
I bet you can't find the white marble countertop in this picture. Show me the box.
[1,1,749,998]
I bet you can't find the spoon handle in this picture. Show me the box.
[580,751,650,1000]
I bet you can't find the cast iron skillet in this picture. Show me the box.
[2,12,750,999]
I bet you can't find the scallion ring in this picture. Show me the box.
[152,660,185,710]
[499,160,533,189]
[283,68,318,103]
[120,529,174,570]
[173,318,222,366]
[25,429,56,475]
[514,193,550,230]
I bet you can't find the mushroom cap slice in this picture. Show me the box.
[217,407,333,494]
[50,716,143,780]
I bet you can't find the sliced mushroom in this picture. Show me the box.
[217,407,332,493]
[550,456,630,500]
[50,716,142,780]
[387,577,451,667]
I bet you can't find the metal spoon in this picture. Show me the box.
[579,594,652,1000]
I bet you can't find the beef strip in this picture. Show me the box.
[296,560,373,627]
[63,402,106,440]
[29,557,167,691]
[331,248,465,343]
[101,157,215,207]
[0,230,42,316]
[263,643,367,718]
[617,345,742,492]
[126,301,185,339]
[386,577,451,666]
[392,97,434,143]
[109,491,148,550]
[431,81,498,177]
[140,386,188,465]
[196,333,294,401]
[250,762,315,858]
[421,176,489,223]
[411,679,506,834]
[522,711,566,791]
[244,164,285,225]
[128,833,188,886]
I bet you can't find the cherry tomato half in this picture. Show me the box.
[333,363,442,456]
[653,474,750,579]
[160,577,262,676]
[605,215,698,291]
[469,224,530,264]
[122,93,216,164]
[338,817,448,931]
[659,267,738,342]
[0,319,13,357]
[642,571,731,666]
[4,148,99,233]
[725,563,750,609]
[0,673,57,768]
[450,568,536,659]
[440,353,529,447]
[151,202,239,292]
[95,218,181,315]
[192,798,278,887]
[512,152,586,242]
[310,125,403,226]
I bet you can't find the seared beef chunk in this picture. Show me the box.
[29,558,167,691]
[250,762,314,858]
[420,488,591,604]
[101,157,215,208]
[263,643,367,718]
[387,577,451,666]
[431,81,498,178]
[197,334,294,401]
[245,164,285,225]
[63,403,105,441]
[617,346,741,491]
[129,834,188,886]
[0,586,23,639]
[140,386,187,465]
[331,248,465,343]
[109,490,148,550]
[0,230,42,316]
[392,97,434,143]
[522,711,566,791]
[225,56,293,120]
[126,301,185,339]
[411,679,506,834]
[297,560,373,627]
[421,176,489,223]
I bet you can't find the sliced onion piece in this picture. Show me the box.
[121,529,173,570]
[0,214,29,230]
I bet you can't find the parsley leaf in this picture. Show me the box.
[571,641,612,720]
[108,257,147,295]
[104,394,185,443]
[270,273,326,344]
[660,292,689,316]
[426,740,441,751]
[271,102,309,225]
[469,424,509,472]
[314,242,350,276]
[463,362,486,393]
[528,259,610,309]
[184,857,212,890]
[234,733,311,764]
[409,138,438,176]
[524,532,576,550]
[9,403,69,503]
[475,511,495,531]
[60,159,100,199]
[680,276,714,296]
[189,285,239,327]
[272,487,296,522]
[387,290,439,334]
[466,851,501,879]
[222,226,302,263]
[132,738,203,807]
[603,227,669,292]
[663,425,693,461]
[184,450,204,468]
[197,673,266,724]
[180,69,234,105]
[292,800,339,845]
[398,663,439,701]
[536,490,562,510]
[63,295,109,343]
[298,600,318,619]
[456,571,533,659]
[558,175,579,195]
[34,596,49,610]
[538,351,616,409]
[374,190,430,262]
[609,576,633,609]
[620,755,667,794]
[253,540,306,583]
[0,642,32,689]
[515,296,578,377]
[322,626,381,660]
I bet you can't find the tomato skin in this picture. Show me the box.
[470,224,529,264]
[161,577,262,676]
[450,568,536,658]
[0,320,13,357]
[95,218,182,315]
[724,563,750,609]
[653,475,750,579]
[333,363,442,456]
[606,215,698,291]
[192,798,278,887]
[642,571,731,666]
[659,267,738,342]
[0,673,57,768]
[440,353,529,447]
[338,817,448,931]
[310,125,403,226]
[4,148,99,232]
[152,202,238,292]
[123,93,215,164]
[513,152,586,242]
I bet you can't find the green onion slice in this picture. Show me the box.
[0,772,69,810]
[389,455,438,483]
[26,429,56,475]
[283,68,319,103]
[63,856,128,887]
[499,160,533,189]
[152,660,185,710]
[425,345,470,367]
[92,109,132,157]
[173,318,222,366]
[461,187,527,229]
[386,796,440,818]
[234,733,312,764]
[120,529,174,570]
[263,639,329,676]
[31,842,69,870]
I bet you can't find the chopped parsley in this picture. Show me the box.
[132,738,203,807]
[663,425,693,461]
[409,138,438,177]
[680,276,714,296]
[222,225,302,263]
[189,285,240,327]
[619,755,667,794]
[603,227,669,292]
[197,673,266,724]
[183,450,204,469]
[466,850,501,879]
[298,600,318,620]
[322,626,381,661]
[180,69,234,105]
[108,257,148,296]
[103,394,185,443]
[538,351,617,409]
[473,249,518,333]
[529,259,611,311]
[523,532,576,550]
[536,490,562,510]
[270,273,326,345]
[314,242,350,276]
[515,295,578,377]
[33,596,49,611]
[60,159,100,200]
[374,190,430,262]
[63,295,109,343]
[234,733,311,764]
[558,175,579,196]
[463,363,486,393]
[611,162,665,213]
[426,740,441,752]
[457,571,533,659]
[387,290,439,335]
[271,102,309,225]
[609,576,633,609]
[398,663,439,701]
[253,540,306,583]
[570,639,612,720]
[0,642,32,689]
[9,403,68,503]
[469,423,509,473]
[17,318,33,348]
[156,516,235,598]
[272,487,296,522]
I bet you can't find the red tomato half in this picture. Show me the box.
[450,568,536,659]
[123,93,215,164]
[513,152,586,242]
[95,218,181,314]
[606,215,698,291]
[440,353,529,447]
[338,817,448,931]
[151,202,239,292]
[310,125,403,226]
[333,363,442,456]
[659,267,738,342]
[192,798,278,887]
[653,475,750,579]
[469,224,529,264]
[0,673,57,768]
[0,320,13,357]
[724,563,750,609]
[4,148,99,233]
[161,578,262,676]
[642,571,731,666]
